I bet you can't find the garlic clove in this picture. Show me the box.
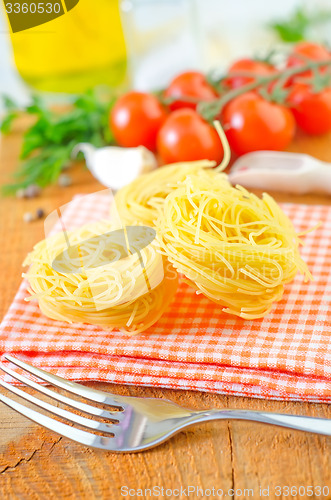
[229,151,331,195]
[72,143,157,190]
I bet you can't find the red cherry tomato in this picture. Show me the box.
[110,91,167,151]
[288,83,331,135]
[157,108,223,164]
[287,41,331,67]
[164,71,218,111]
[225,58,276,89]
[222,92,295,156]
[286,42,331,81]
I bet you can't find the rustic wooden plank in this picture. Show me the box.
[0,121,331,498]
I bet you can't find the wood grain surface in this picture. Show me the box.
[0,120,331,500]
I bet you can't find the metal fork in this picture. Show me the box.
[0,354,330,452]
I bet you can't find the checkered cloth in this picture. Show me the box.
[0,194,330,402]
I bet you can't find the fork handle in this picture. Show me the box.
[196,409,331,436]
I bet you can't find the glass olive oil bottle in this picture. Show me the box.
[8,0,127,93]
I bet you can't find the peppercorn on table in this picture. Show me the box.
[0,117,330,498]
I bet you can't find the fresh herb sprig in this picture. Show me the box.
[270,7,331,43]
[1,88,115,195]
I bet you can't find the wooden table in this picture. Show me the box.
[0,122,331,499]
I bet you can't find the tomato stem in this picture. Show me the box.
[198,59,331,121]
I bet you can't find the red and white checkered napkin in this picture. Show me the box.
[0,194,331,402]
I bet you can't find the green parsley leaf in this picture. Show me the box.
[1,88,115,195]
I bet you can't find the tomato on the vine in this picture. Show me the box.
[164,71,218,111]
[225,58,276,89]
[287,41,331,67]
[110,91,167,151]
[157,108,223,164]
[288,83,331,135]
[222,92,295,155]
[286,42,331,81]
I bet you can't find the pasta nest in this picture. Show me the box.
[114,160,222,227]
[24,219,178,334]
[155,172,311,319]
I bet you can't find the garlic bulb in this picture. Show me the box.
[72,143,157,190]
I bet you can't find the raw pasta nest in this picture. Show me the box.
[114,159,226,226]
[24,219,178,334]
[154,172,311,319]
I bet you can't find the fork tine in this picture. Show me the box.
[0,364,122,421]
[0,378,118,435]
[0,391,121,451]
[4,354,128,408]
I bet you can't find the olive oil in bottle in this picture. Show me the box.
[8,0,127,93]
